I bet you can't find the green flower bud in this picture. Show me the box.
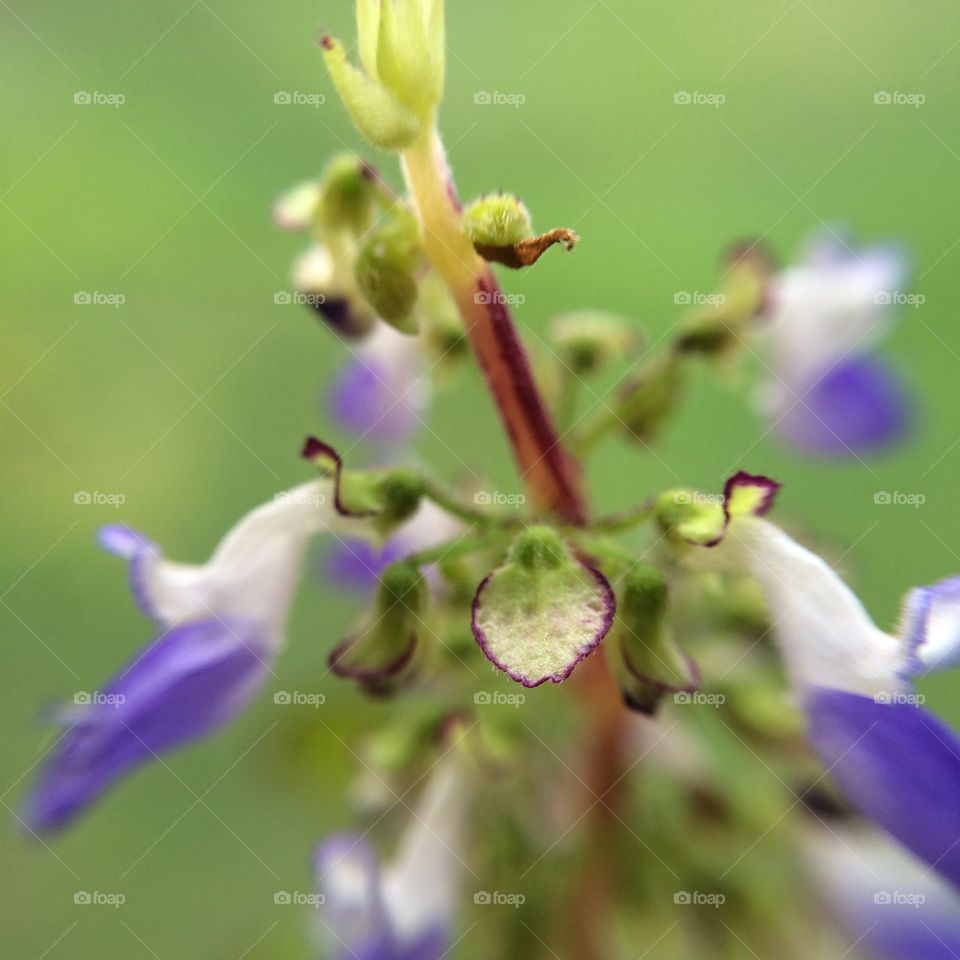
[316,154,379,236]
[549,311,638,375]
[675,244,770,357]
[508,525,568,571]
[354,212,424,334]
[372,468,424,536]
[462,194,533,248]
[619,354,686,443]
[611,563,699,715]
[330,562,429,697]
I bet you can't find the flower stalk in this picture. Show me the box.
[401,128,588,525]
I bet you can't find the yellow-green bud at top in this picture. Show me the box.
[321,1,445,151]
[508,526,570,572]
[549,311,638,375]
[316,155,379,236]
[462,194,533,248]
[322,35,421,152]
[354,212,424,333]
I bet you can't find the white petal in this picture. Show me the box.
[145,480,371,642]
[381,749,467,946]
[273,180,321,232]
[724,518,904,698]
[294,246,336,294]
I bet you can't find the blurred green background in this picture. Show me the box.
[4,0,960,955]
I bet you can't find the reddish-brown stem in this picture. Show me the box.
[401,130,587,525]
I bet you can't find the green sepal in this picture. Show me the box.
[654,488,726,548]
[302,438,424,535]
[471,527,615,688]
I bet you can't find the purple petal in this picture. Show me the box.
[807,688,960,890]
[841,902,960,960]
[323,539,409,594]
[98,524,163,622]
[902,575,960,676]
[327,357,421,444]
[777,354,912,456]
[23,617,270,832]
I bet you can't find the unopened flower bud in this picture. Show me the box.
[549,311,638,375]
[316,154,379,236]
[619,354,686,443]
[294,246,376,339]
[355,214,424,334]
[611,564,699,715]
[330,562,428,696]
[463,194,533,248]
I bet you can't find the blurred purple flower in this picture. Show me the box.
[328,323,430,445]
[756,234,913,456]
[313,750,466,960]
